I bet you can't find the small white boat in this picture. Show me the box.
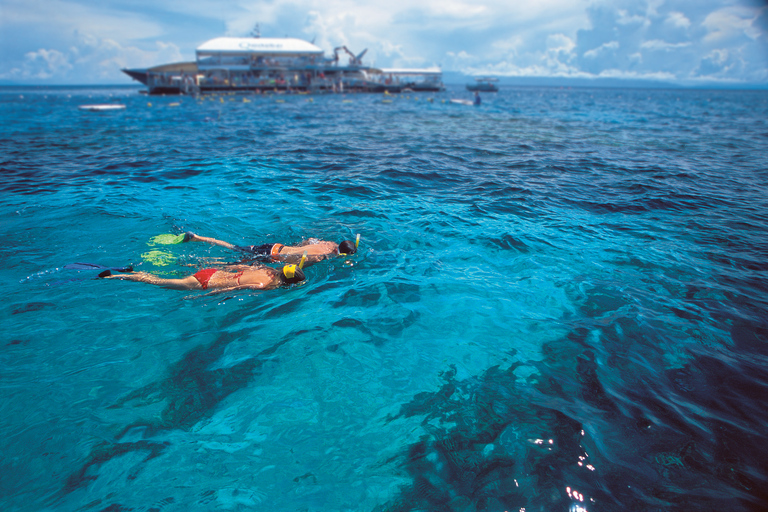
[450,99,474,106]
[78,104,126,111]
[466,77,499,92]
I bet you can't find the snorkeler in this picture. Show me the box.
[99,263,304,292]
[182,232,358,265]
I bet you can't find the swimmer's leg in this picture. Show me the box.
[183,232,239,251]
[102,271,201,290]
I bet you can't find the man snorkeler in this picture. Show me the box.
[182,232,358,265]
[99,263,305,293]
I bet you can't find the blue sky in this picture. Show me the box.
[1,0,766,85]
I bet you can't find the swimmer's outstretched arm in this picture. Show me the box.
[183,232,239,251]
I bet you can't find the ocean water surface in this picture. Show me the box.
[1,85,767,511]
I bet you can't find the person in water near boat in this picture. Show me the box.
[99,263,305,292]
[181,232,358,265]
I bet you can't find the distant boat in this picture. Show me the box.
[78,104,126,111]
[466,77,499,92]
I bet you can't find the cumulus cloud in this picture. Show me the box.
[0,33,182,83]
[583,41,620,58]
[640,39,692,51]
[19,49,73,79]
[616,9,647,26]
[703,7,762,42]
[665,12,691,29]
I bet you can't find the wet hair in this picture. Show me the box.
[338,240,357,255]
[279,265,305,285]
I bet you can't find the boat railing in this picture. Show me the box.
[196,55,320,70]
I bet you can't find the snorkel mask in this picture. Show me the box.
[280,251,308,285]
[281,263,305,284]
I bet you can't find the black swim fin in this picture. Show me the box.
[97,267,133,279]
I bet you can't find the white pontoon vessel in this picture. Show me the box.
[123,36,444,95]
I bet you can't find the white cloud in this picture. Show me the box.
[597,68,677,81]
[640,39,692,51]
[616,9,647,26]
[703,7,762,43]
[546,33,576,54]
[491,36,524,56]
[665,12,691,29]
[446,50,474,60]
[0,34,183,82]
[20,49,72,79]
[644,0,665,18]
[583,41,619,58]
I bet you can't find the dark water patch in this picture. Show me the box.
[377,168,463,190]
[384,282,422,304]
[64,440,169,493]
[335,208,387,219]
[477,198,537,218]
[486,185,534,197]
[330,308,420,346]
[610,255,670,273]
[382,316,768,511]
[131,175,162,184]
[625,182,659,194]
[483,234,531,253]
[11,301,55,315]
[62,324,301,493]
[332,287,383,308]
[599,222,659,241]
[100,160,155,172]
[565,197,650,215]
[382,363,590,512]
[341,183,385,198]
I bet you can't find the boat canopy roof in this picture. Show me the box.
[147,61,198,73]
[196,37,324,56]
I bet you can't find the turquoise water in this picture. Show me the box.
[1,85,768,511]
